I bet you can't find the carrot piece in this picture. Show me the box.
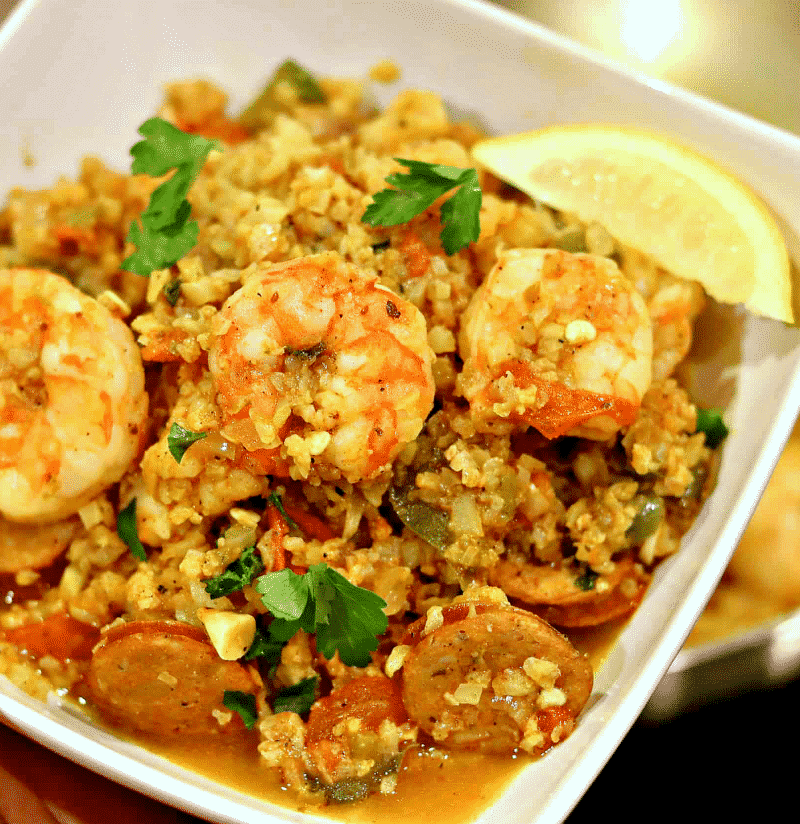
[498,360,639,439]
[174,116,251,146]
[139,329,189,362]
[53,224,98,257]
[398,231,432,278]
[4,613,101,662]
[265,503,289,571]
[281,503,336,543]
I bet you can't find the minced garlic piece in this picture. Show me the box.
[537,686,567,709]
[157,671,178,687]
[422,605,444,636]
[492,667,535,697]
[212,709,235,727]
[564,319,597,345]
[197,608,256,660]
[96,289,131,318]
[522,656,560,688]
[519,717,545,753]
[451,682,484,705]
[58,565,85,598]
[77,499,105,529]
[385,644,411,677]
[453,585,509,607]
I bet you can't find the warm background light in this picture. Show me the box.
[497,0,800,135]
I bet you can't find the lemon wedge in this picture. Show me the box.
[472,125,793,323]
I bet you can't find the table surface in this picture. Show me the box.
[1,0,798,821]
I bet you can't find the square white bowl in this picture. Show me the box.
[2,1,800,823]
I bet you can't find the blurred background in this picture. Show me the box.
[0,0,798,821]
[496,0,800,136]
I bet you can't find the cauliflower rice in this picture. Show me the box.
[0,67,719,811]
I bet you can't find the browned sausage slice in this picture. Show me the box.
[86,620,259,736]
[304,676,412,797]
[400,603,592,754]
[490,555,649,627]
[0,517,79,574]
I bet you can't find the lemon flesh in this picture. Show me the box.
[472,125,793,324]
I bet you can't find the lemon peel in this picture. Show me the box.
[472,125,793,323]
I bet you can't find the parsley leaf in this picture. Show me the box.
[243,626,286,667]
[696,407,729,449]
[121,118,220,277]
[167,422,208,463]
[362,159,482,254]
[273,676,318,715]
[256,567,311,621]
[204,545,265,600]
[254,563,388,667]
[223,690,258,729]
[117,498,146,561]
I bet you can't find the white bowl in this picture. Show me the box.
[2,1,800,823]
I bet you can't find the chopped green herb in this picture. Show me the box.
[272,59,327,103]
[574,568,599,592]
[167,421,208,463]
[204,545,265,599]
[256,567,310,621]
[626,494,665,545]
[117,498,147,561]
[267,491,300,531]
[283,341,326,360]
[223,690,258,729]
[680,465,709,505]
[388,486,451,550]
[323,755,404,804]
[371,238,391,252]
[163,278,182,306]
[121,118,220,277]
[272,676,318,715]
[239,59,326,130]
[696,407,729,449]
[243,625,286,668]
[362,159,482,255]
[255,563,388,667]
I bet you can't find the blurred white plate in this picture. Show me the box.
[2,1,800,822]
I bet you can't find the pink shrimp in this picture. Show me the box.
[208,252,436,483]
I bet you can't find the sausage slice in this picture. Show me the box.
[305,676,412,795]
[400,603,593,754]
[490,555,649,627]
[86,620,259,736]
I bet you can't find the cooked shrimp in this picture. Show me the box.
[0,269,148,523]
[646,272,705,381]
[619,249,706,381]
[457,249,652,440]
[0,517,79,574]
[399,592,593,753]
[208,252,436,483]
